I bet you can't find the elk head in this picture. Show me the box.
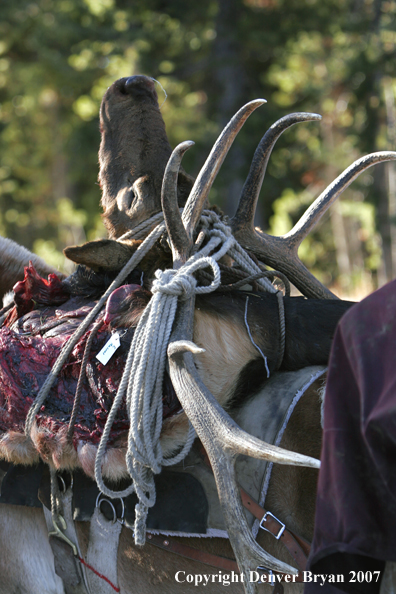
[76,78,396,298]
[99,75,194,238]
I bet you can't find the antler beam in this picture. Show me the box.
[232,150,396,299]
[236,112,322,226]
[161,140,195,268]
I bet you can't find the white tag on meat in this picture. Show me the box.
[96,332,121,365]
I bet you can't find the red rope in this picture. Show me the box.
[78,556,120,592]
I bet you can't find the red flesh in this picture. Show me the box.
[0,266,181,446]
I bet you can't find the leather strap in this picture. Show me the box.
[43,490,90,594]
[146,533,304,585]
[43,481,122,594]
[146,533,239,571]
[200,445,310,571]
[240,488,310,571]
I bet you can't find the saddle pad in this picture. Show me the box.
[0,461,209,534]
[0,461,43,507]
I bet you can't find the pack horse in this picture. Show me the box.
[0,76,395,594]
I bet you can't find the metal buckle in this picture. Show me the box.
[259,511,286,540]
[96,494,125,525]
[57,471,74,494]
[54,468,74,495]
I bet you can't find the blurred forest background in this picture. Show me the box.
[1,0,396,297]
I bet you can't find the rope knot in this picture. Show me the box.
[214,220,232,237]
[198,210,217,228]
[151,268,197,299]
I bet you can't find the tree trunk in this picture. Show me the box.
[321,116,352,286]
[209,0,257,222]
[384,77,396,278]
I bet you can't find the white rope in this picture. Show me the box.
[197,211,277,293]
[117,212,166,241]
[117,208,183,242]
[95,251,222,544]
[24,207,280,545]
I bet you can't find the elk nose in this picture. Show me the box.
[117,76,157,98]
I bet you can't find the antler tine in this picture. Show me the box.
[161,140,195,269]
[168,299,320,592]
[232,151,396,299]
[182,99,266,242]
[286,151,396,246]
[168,340,320,467]
[233,112,322,229]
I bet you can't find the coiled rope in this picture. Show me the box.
[95,210,276,544]
[23,208,282,544]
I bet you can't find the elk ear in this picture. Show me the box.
[177,169,195,207]
[64,239,139,272]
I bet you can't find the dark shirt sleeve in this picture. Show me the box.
[305,280,396,593]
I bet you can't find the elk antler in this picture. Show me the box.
[161,140,195,268]
[167,332,319,591]
[161,141,320,591]
[182,99,266,242]
[232,121,396,298]
[237,112,322,226]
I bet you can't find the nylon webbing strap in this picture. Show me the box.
[85,507,122,593]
